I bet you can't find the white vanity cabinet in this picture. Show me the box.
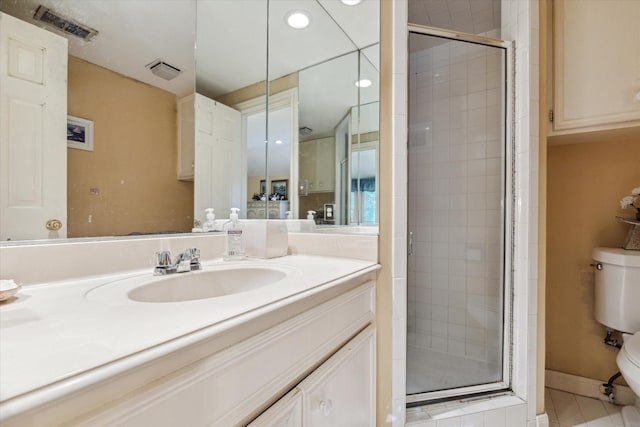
[3,274,376,427]
[248,388,303,427]
[551,0,640,135]
[247,200,290,219]
[249,326,375,427]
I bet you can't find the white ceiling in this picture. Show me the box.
[408,0,500,35]
[0,0,196,96]
[0,0,381,188]
[195,0,379,99]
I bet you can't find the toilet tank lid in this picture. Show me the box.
[592,247,640,267]
[623,333,640,367]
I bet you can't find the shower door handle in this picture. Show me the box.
[408,231,414,256]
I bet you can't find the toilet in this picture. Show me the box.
[593,247,640,426]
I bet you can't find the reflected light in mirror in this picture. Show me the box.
[286,11,310,29]
[341,0,362,5]
[355,79,372,88]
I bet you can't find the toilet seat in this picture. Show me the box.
[623,333,640,368]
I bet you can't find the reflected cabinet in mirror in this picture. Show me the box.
[0,0,379,244]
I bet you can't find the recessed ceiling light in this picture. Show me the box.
[275,140,283,144]
[341,0,362,5]
[286,11,310,29]
[355,79,372,88]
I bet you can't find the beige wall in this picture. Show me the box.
[298,192,335,220]
[67,56,193,237]
[247,175,289,199]
[537,0,549,414]
[214,73,298,107]
[546,138,640,383]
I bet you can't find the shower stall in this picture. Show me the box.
[406,25,513,404]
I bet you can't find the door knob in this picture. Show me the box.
[46,219,62,231]
[319,399,333,416]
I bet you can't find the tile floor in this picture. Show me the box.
[546,387,624,427]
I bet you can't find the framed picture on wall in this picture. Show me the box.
[67,116,94,151]
[271,179,288,199]
[260,179,266,194]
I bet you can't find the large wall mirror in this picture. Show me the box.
[0,0,378,244]
[196,0,379,227]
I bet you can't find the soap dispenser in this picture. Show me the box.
[307,210,316,221]
[224,208,245,260]
[203,208,216,232]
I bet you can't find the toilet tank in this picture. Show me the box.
[592,247,640,333]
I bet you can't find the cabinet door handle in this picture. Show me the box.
[408,231,414,256]
[319,399,333,416]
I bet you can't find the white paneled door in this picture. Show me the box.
[0,12,68,241]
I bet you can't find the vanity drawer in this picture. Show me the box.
[63,281,374,426]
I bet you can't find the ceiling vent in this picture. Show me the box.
[146,59,182,81]
[299,126,313,136]
[34,6,98,41]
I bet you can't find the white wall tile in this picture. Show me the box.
[484,408,506,427]
[461,412,485,427]
[398,0,538,423]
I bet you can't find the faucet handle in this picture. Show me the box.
[188,248,200,261]
[187,248,201,271]
[156,250,172,267]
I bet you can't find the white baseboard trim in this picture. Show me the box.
[545,369,635,406]
[536,413,549,427]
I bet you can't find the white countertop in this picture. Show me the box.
[0,255,377,408]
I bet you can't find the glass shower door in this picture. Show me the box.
[406,28,511,402]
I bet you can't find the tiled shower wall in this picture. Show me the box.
[407,30,504,364]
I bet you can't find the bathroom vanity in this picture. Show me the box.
[0,254,378,426]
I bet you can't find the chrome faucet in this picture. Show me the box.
[154,248,202,275]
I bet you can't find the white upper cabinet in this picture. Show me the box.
[299,137,335,194]
[177,94,195,180]
[552,0,640,134]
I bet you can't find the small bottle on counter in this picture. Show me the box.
[224,208,245,260]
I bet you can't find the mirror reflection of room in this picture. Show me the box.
[0,0,196,241]
[0,0,379,243]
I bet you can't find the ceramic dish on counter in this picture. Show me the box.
[0,281,21,302]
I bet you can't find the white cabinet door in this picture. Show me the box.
[194,94,241,224]
[177,94,195,180]
[300,326,375,427]
[299,140,316,193]
[247,388,303,427]
[0,12,68,240]
[298,137,335,194]
[553,0,640,134]
[315,138,335,192]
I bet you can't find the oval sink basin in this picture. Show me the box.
[127,267,287,303]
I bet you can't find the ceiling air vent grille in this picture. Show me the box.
[34,6,98,41]
[146,59,182,81]
[299,126,313,136]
